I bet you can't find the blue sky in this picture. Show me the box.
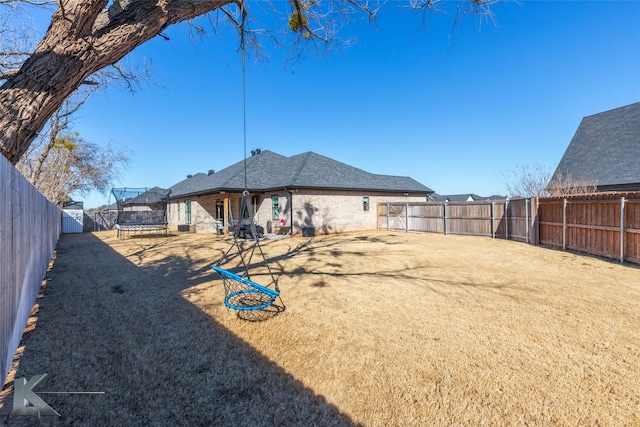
[63,1,639,208]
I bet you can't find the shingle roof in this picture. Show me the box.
[123,187,171,206]
[432,193,507,202]
[432,193,476,202]
[112,187,171,206]
[169,150,433,197]
[550,102,640,189]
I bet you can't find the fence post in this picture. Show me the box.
[620,197,625,264]
[562,198,567,251]
[405,203,409,233]
[386,203,390,231]
[505,199,509,240]
[525,198,529,243]
[531,197,539,245]
[444,202,448,235]
[491,202,495,239]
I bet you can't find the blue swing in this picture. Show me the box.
[212,266,279,311]
[213,191,283,314]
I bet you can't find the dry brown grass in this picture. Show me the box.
[1,230,640,426]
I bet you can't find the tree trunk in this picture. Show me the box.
[0,0,231,165]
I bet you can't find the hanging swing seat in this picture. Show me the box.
[213,266,280,311]
[213,190,283,316]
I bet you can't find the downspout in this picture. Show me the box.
[289,190,294,235]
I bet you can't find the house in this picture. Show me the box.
[430,193,506,202]
[167,150,433,235]
[550,102,640,192]
[432,193,482,202]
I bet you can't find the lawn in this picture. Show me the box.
[1,230,639,426]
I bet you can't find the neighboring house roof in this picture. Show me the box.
[483,194,508,201]
[550,102,640,191]
[169,150,433,198]
[113,187,171,206]
[62,201,84,210]
[432,194,478,202]
[431,193,507,202]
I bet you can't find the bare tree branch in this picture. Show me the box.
[546,172,599,196]
[0,1,42,77]
[501,163,552,198]
[0,0,56,5]
[17,124,131,205]
[502,163,600,198]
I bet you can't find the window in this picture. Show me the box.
[252,195,260,216]
[215,200,224,221]
[363,197,369,211]
[177,202,181,220]
[272,195,279,219]
[185,200,192,224]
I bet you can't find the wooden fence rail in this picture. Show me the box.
[378,193,640,265]
[538,194,640,264]
[378,198,535,243]
[1,156,60,385]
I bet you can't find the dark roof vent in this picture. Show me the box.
[187,174,192,178]
[208,169,215,175]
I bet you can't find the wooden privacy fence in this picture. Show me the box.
[378,198,534,243]
[538,193,640,264]
[378,193,640,264]
[0,155,60,385]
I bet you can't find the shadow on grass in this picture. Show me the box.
[254,233,532,301]
[0,233,358,426]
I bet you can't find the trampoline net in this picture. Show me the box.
[112,187,171,225]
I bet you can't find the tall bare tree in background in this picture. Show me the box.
[502,163,598,198]
[502,163,551,198]
[546,171,598,196]
[0,0,503,165]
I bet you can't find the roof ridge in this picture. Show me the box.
[169,150,433,197]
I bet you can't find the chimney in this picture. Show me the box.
[208,169,215,175]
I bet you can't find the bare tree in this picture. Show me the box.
[502,163,552,198]
[0,0,504,165]
[0,1,42,74]
[16,122,130,205]
[546,171,598,196]
[503,163,599,198]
